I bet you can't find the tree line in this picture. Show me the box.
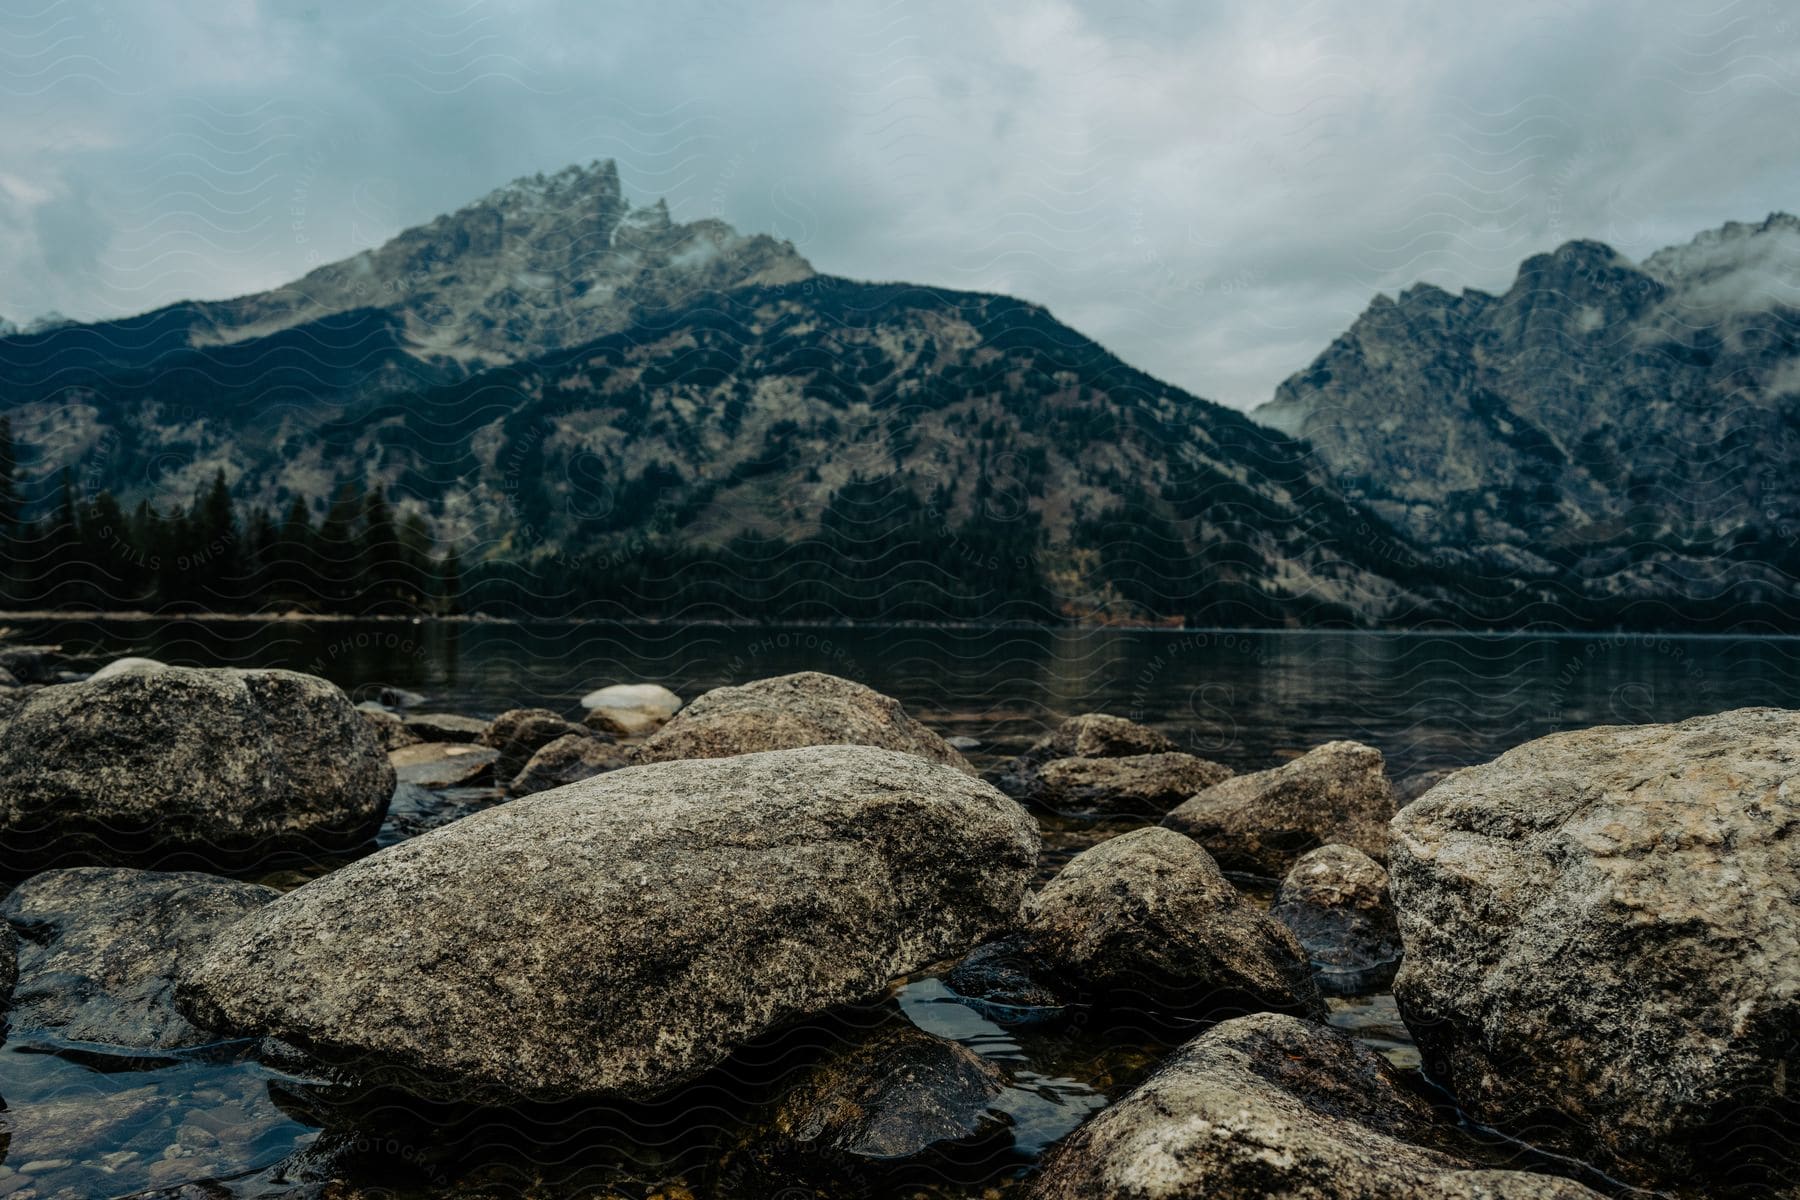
[0,417,460,615]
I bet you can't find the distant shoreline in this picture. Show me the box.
[6,609,1800,641]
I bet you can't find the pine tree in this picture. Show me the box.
[359,489,404,613]
[0,416,18,533]
[315,483,364,610]
[192,469,241,606]
[45,470,82,606]
[271,496,316,610]
[0,417,19,604]
[397,510,434,609]
[437,544,463,615]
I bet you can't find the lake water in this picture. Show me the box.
[4,618,1794,1197]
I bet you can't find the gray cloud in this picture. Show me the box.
[2,0,1796,407]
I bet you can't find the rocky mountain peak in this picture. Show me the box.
[188,159,814,367]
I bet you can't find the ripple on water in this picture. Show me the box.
[0,1037,314,1196]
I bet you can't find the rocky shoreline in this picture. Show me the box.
[0,652,1793,1198]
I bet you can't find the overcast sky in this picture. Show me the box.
[3,0,1797,409]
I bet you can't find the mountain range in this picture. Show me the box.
[2,160,1795,628]
[1258,214,1800,620]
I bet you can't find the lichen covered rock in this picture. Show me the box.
[1163,740,1394,877]
[1029,1012,1605,1199]
[0,667,394,868]
[1390,708,1800,1192]
[633,672,970,771]
[177,745,1038,1100]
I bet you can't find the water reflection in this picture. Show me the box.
[19,619,1797,781]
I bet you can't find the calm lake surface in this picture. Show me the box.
[15,616,1800,777]
[4,618,1795,1198]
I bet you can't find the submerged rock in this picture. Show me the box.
[1029,1012,1604,1199]
[2,868,279,1048]
[761,1022,1007,1164]
[1272,844,1403,995]
[177,745,1038,1100]
[0,667,394,868]
[509,732,624,796]
[942,940,1066,1013]
[379,782,506,844]
[990,713,1179,797]
[1025,752,1231,817]
[388,741,499,789]
[956,827,1323,1021]
[632,672,970,771]
[1390,708,1800,1192]
[1162,740,1394,877]
[581,682,683,736]
[481,707,589,779]
[400,711,490,743]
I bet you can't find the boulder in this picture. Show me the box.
[400,711,489,743]
[88,656,170,684]
[2,868,279,1048]
[632,672,970,771]
[956,827,1323,1021]
[1390,708,1800,1192]
[480,707,590,779]
[0,667,395,868]
[509,732,624,796]
[1029,1012,1605,1199]
[1024,752,1231,817]
[1272,844,1402,995]
[990,713,1179,796]
[388,741,499,788]
[1162,741,1394,877]
[176,745,1039,1100]
[580,682,683,737]
[356,703,420,752]
[760,1022,1007,1164]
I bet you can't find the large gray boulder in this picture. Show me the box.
[3,868,279,1048]
[954,828,1324,1020]
[0,667,395,868]
[631,672,971,771]
[1162,740,1394,877]
[1272,844,1403,995]
[1025,752,1232,817]
[1029,1012,1604,1199]
[1390,708,1800,1192]
[176,745,1038,1100]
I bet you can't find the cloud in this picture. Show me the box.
[1,0,1797,408]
